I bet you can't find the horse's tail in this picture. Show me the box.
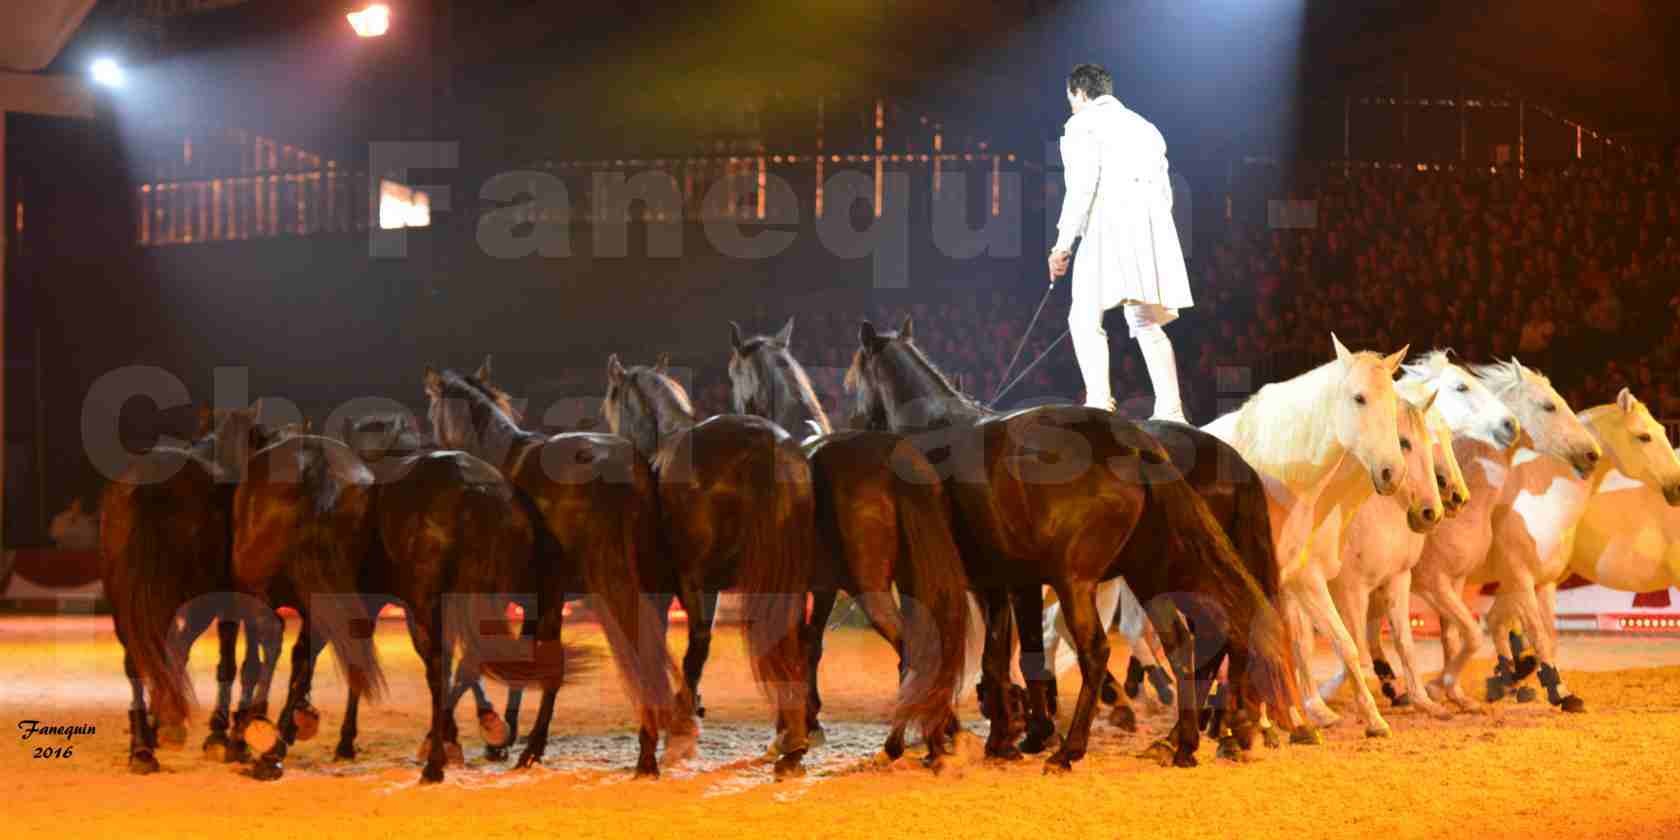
[738,440,814,724]
[283,514,386,702]
[1225,460,1299,712]
[887,444,971,745]
[107,485,197,726]
[475,491,595,690]
[1142,455,1295,715]
[578,458,686,729]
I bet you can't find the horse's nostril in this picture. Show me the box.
[1585,450,1600,463]
[1380,467,1393,485]
[1423,507,1439,522]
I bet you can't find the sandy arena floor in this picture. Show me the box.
[3,615,1679,840]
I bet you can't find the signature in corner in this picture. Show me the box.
[17,720,96,741]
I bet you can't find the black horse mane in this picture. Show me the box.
[846,326,990,424]
[435,369,541,453]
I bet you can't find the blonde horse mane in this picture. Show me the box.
[1399,348,1456,385]
[1470,357,1548,399]
[1225,356,1360,488]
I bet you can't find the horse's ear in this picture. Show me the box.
[899,314,914,340]
[424,367,444,399]
[1617,386,1636,413]
[1331,332,1353,365]
[475,355,494,384]
[729,321,745,354]
[607,354,626,385]
[859,321,878,347]
[655,353,671,374]
[776,316,795,346]
[1421,388,1439,413]
[1381,344,1409,375]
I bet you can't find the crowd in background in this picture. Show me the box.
[693,154,1680,425]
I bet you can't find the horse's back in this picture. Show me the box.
[233,436,375,592]
[100,447,227,586]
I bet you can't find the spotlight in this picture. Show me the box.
[347,4,391,38]
[90,57,126,89]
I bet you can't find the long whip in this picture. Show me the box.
[990,278,1058,405]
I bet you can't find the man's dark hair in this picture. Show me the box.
[1067,63,1113,99]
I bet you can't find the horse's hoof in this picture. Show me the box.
[1516,686,1539,704]
[1512,655,1538,681]
[445,741,465,767]
[1305,701,1341,728]
[1558,695,1586,714]
[223,739,251,764]
[483,745,507,763]
[249,757,284,781]
[1108,704,1138,733]
[128,750,161,775]
[292,705,321,742]
[156,721,189,750]
[202,732,229,760]
[334,741,357,761]
[1099,673,1122,706]
[1425,681,1448,703]
[1042,753,1074,775]
[1391,692,1413,708]
[634,758,659,780]
[1364,724,1391,739]
[883,734,906,761]
[1173,750,1199,769]
[985,742,1023,762]
[1018,719,1056,755]
[419,763,445,785]
[1261,727,1282,750]
[515,750,543,770]
[1290,726,1324,746]
[772,751,806,780]
[1137,740,1175,766]
[1216,737,1253,762]
[477,711,508,747]
[806,724,828,750]
[243,718,278,754]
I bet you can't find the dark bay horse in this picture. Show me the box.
[846,318,1295,770]
[99,404,276,773]
[603,354,817,779]
[329,411,536,783]
[425,361,690,778]
[231,432,385,780]
[728,318,971,764]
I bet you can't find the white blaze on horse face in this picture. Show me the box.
[1591,390,1680,499]
[1332,348,1406,496]
[1396,398,1444,532]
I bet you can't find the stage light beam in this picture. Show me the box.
[90,58,126,89]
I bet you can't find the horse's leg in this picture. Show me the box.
[1011,585,1058,755]
[1413,576,1479,708]
[1484,591,1523,702]
[1043,579,1108,772]
[203,615,240,759]
[250,614,317,781]
[516,607,566,770]
[1365,587,1407,705]
[487,613,538,761]
[804,590,838,749]
[1317,579,1371,704]
[1523,579,1583,712]
[977,587,1020,761]
[414,605,452,784]
[464,676,511,752]
[679,587,719,720]
[1279,591,1327,742]
[1140,597,1200,768]
[1115,582,1172,708]
[1300,570,1390,737]
[1384,572,1451,719]
[120,633,162,774]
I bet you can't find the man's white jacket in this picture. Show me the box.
[1054,95,1193,312]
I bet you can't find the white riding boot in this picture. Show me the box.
[1069,302,1115,411]
[1135,323,1186,423]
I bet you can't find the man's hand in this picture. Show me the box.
[1048,248,1072,283]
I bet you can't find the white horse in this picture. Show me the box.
[1201,334,1410,740]
[1566,393,1680,596]
[1405,357,1601,709]
[1483,387,1680,708]
[1316,383,1469,721]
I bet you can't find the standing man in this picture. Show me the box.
[1049,63,1192,422]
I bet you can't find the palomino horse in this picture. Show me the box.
[847,317,1294,770]
[603,354,818,778]
[426,361,691,778]
[99,404,271,773]
[232,432,385,780]
[1566,391,1680,598]
[1483,386,1677,708]
[1201,335,1410,740]
[1311,386,1459,720]
[1403,356,1600,711]
[728,318,972,764]
[329,411,537,783]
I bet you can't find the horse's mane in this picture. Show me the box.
[436,369,535,456]
[844,335,988,416]
[636,367,696,420]
[1471,358,1548,399]
[1223,356,1361,487]
[1399,348,1457,385]
[741,336,832,435]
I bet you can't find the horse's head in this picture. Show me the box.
[1330,334,1407,496]
[1473,358,1601,478]
[728,317,830,433]
[424,361,513,451]
[1584,388,1680,505]
[193,400,266,476]
[341,413,426,463]
[845,318,907,431]
[1395,389,1444,532]
[603,353,694,455]
[1401,350,1520,449]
